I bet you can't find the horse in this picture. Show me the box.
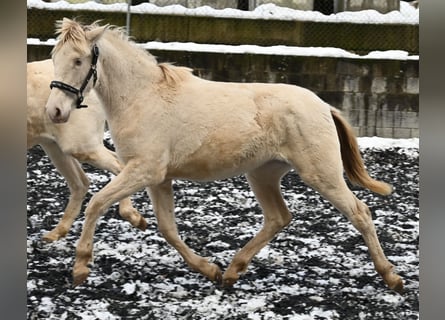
[27,59,147,242]
[45,18,403,293]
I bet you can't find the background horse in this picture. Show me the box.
[45,18,403,293]
[27,59,147,242]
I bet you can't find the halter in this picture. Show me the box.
[50,44,99,109]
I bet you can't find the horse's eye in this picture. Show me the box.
[75,59,82,67]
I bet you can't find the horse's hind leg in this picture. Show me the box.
[291,148,403,293]
[40,142,89,242]
[74,147,147,231]
[147,181,223,283]
[223,161,292,286]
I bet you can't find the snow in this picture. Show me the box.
[358,136,418,149]
[27,0,418,25]
[140,42,418,60]
[27,37,419,60]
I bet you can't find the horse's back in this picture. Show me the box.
[183,76,330,117]
[175,76,333,141]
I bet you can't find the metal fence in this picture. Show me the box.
[29,0,419,54]
[40,0,419,12]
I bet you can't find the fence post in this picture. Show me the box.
[126,0,131,36]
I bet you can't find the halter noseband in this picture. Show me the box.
[50,44,99,109]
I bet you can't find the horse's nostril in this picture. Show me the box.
[55,107,61,118]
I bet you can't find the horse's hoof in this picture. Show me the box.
[203,261,222,283]
[223,277,237,287]
[137,216,147,231]
[72,266,90,287]
[222,271,239,287]
[383,269,404,294]
[390,277,404,295]
[42,231,61,242]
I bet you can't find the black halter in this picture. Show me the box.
[50,44,99,109]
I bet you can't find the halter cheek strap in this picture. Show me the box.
[50,44,99,109]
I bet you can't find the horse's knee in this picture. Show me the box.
[65,166,90,198]
[72,179,89,199]
[265,210,292,232]
[84,194,108,218]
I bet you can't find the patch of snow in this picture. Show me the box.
[244,296,267,311]
[27,37,419,60]
[39,297,56,314]
[140,41,419,60]
[357,136,419,149]
[122,282,136,294]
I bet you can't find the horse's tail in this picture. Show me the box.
[331,107,392,195]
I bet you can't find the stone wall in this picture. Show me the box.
[27,44,418,138]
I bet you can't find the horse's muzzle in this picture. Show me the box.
[47,106,70,124]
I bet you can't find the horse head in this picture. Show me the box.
[46,18,107,123]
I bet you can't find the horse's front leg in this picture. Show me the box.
[148,181,223,283]
[72,162,149,286]
[40,142,89,242]
[74,147,147,231]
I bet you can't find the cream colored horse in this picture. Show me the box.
[27,59,147,242]
[45,18,403,293]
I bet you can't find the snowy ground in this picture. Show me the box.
[27,137,419,319]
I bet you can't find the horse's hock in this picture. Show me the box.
[27,1,418,139]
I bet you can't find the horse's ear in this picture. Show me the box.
[85,24,108,43]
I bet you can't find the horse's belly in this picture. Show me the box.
[167,153,272,182]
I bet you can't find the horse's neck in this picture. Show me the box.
[95,38,161,116]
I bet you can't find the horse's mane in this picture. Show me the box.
[52,18,92,55]
[158,63,193,86]
[52,19,193,86]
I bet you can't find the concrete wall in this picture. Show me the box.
[27,44,418,138]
